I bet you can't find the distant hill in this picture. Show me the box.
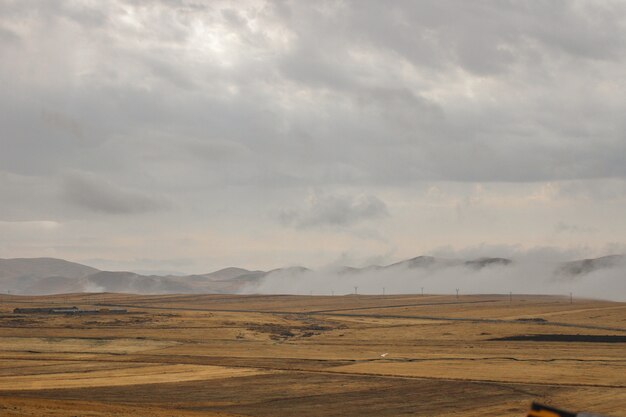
[386,255,443,269]
[200,267,257,281]
[384,256,512,271]
[0,258,268,294]
[464,257,512,269]
[266,266,311,275]
[0,257,98,280]
[557,254,626,278]
[2,254,622,295]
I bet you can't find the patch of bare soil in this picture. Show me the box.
[246,318,345,340]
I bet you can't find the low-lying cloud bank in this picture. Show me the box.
[0,254,624,301]
[245,255,626,302]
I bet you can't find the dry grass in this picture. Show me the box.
[0,293,624,416]
[0,363,267,391]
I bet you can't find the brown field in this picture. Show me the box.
[0,293,624,416]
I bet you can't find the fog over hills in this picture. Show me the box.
[0,255,624,300]
[557,255,626,278]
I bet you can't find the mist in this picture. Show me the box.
[1,251,624,300]
[245,256,626,302]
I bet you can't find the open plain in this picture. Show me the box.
[0,293,624,416]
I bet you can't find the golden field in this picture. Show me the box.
[0,293,624,416]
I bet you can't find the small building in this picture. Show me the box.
[13,306,79,314]
[13,306,127,315]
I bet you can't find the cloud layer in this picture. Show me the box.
[1,1,626,277]
[62,172,168,214]
[279,191,388,228]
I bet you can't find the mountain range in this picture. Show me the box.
[0,254,623,295]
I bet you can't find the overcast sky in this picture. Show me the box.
[2,0,626,273]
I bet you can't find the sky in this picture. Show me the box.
[2,0,626,274]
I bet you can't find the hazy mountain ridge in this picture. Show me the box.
[0,258,98,280]
[337,256,510,273]
[0,254,622,295]
[464,257,513,270]
[556,254,626,278]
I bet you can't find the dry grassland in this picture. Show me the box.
[0,293,623,416]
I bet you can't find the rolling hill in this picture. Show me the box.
[0,254,622,295]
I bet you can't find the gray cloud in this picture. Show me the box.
[41,109,85,139]
[62,172,168,215]
[554,222,596,235]
[185,138,251,162]
[1,1,626,273]
[1,1,625,184]
[279,191,388,229]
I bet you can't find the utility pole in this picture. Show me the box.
[354,286,358,295]
[456,288,459,300]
